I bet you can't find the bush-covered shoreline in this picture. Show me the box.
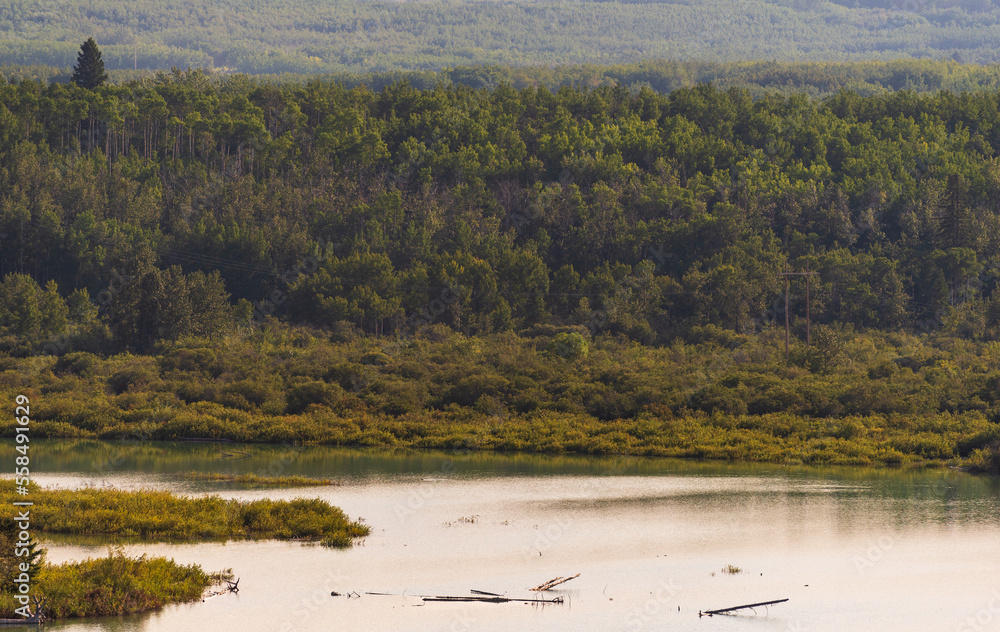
[4,326,999,470]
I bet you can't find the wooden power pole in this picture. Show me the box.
[776,265,819,359]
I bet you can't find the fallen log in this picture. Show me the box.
[530,573,580,591]
[422,595,564,604]
[699,598,789,617]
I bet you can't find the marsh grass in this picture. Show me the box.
[0,484,369,545]
[0,547,231,619]
[182,472,341,487]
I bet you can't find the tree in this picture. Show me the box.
[71,38,108,90]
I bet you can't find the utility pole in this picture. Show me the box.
[784,262,789,358]
[806,265,811,347]
[777,265,819,360]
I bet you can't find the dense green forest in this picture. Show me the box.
[5,0,1000,74]
[3,70,1000,348]
[0,65,1000,467]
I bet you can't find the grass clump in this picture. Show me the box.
[0,484,369,546]
[0,547,230,619]
[182,472,341,487]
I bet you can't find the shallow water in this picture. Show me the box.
[10,440,1000,632]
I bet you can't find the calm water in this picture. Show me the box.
[9,440,1000,632]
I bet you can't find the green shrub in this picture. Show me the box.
[13,548,225,619]
[548,332,589,360]
[286,379,344,414]
[967,441,1000,473]
[53,352,99,376]
[107,364,160,395]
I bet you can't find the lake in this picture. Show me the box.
[11,440,1000,632]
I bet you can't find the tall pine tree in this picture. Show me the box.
[71,37,108,89]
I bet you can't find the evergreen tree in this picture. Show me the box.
[71,38,108,89]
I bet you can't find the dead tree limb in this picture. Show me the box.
[699,598,788,617]
[530,573,580,592]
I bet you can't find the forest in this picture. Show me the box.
[2,70,1000,347]
[4,0,1000,75]
[0,64,999,468]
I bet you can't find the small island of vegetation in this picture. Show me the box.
[0,483,369,545]
[0,544,234,620]
[0,483,367,619]
[182,471,341,486]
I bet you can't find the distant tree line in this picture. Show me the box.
[4,0,1000,74]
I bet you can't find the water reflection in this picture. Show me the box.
[14,440,1000,632]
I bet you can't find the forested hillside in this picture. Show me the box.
[1,70,1000,352]
[1,67,1000,466]
[4,0,1000,74]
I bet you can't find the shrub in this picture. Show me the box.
[286,379,344,414]
[967,441,1000,473]
[53,352,99,376]
[548,332,589,360]
[107,364,160,395]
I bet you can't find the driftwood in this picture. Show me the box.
[423,595,564,604]
[529,573,580,592]
[1,597,47,625]
[699,598,789,617]
[355,590,564,605]
[204,578,241,600]
[0,599,44,625]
